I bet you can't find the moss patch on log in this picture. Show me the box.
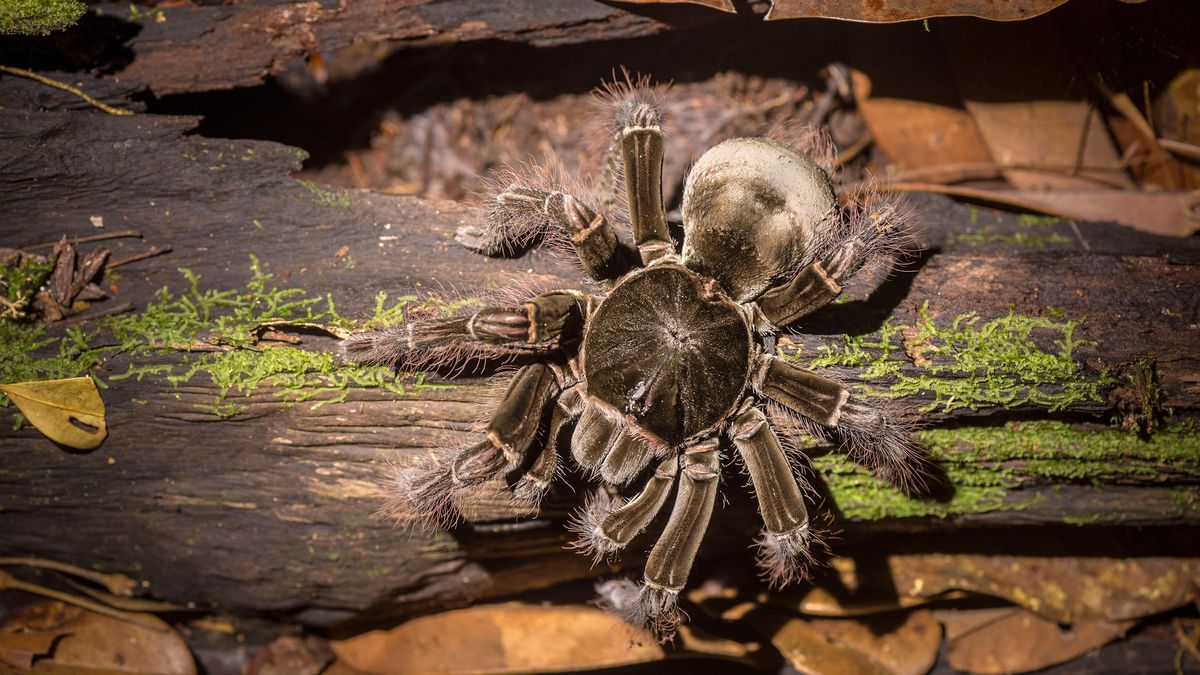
[1,256,448,421]
[806,301,1112,412]
[817,421,1200,520]
[0,0,85,35]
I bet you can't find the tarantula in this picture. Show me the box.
[342,80,924,636]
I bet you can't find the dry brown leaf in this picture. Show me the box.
[613,0,735,10]
[939,607,1132,674]
[766,0,1068,22]
[0,631,59,669]
[849,69,992,171]
[884,554,1200,623]
[769,584,970,618]
[0,601,195,674]
[331,603,666,674]
[990,189,1200,237]
[941,21,1132,191]
[734,605,940,675]
[0,377,107,449]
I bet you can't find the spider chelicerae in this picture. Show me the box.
[342,78,926,637]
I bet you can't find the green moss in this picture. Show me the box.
[296,179,351,208]
[818,421,1200,520]
[956,214,1071,248]
[2,256,439,421]
[808,301,1112,413]
[0,0,86,35]
[956,228,1073,248]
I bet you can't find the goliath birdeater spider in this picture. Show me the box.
[342,77,926,637]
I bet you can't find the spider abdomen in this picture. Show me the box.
[581,265,752,449]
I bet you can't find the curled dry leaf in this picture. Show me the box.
[938,607,1133,674]
[765,0,1068,22]
[728,604,940,675]
[0,376,107,450]
[884,554,1200,624]
[0,601,195,674]
[331,603,667,674]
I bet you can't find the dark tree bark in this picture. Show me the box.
[0,108,1197,628]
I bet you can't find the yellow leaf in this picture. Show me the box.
[0,376,107,450]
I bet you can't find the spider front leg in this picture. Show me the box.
[753,353,927,492]
[615,100,674,264]
[601,438,720,637]
[340,290,586,371]
[730,404,820,587]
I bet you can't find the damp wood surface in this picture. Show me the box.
[1,108,1199,628]
[82,0,730,97]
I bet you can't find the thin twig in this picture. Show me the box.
[0,570,166,632]
[0,556,136,596]
[26,230,143,251]
[52,302,134,328]
[0,65,133,116]
[106,245,172,270]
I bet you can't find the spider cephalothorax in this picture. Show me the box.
[342,79,924,637]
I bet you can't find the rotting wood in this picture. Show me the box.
[89,0,724,97]
[0,109,1198,628]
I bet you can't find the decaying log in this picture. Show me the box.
[0,109,1198,628]
[85,0,727,97]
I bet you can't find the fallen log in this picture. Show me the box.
[0,108,1197,628]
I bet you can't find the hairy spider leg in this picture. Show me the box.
[512,386,583,504]
[616,99,675,264]
[730,405,820,588]
[569,456,676,561]
[378,361,574,528]
[818,189,914,287]
[458,183,638,282]
[751,261,844,329]
[570,397,670,487]
[752,354,928,494]
[339,290,586,373]
[752,353,849,427]
[636,438,721,635]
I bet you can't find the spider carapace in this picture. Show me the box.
[342,80,925,637]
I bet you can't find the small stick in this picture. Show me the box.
[106,245,172,270]
[52,302,134,328]
[26,230,143,251]
[0,570,167,632]
[0,65,134,116]
[0,556,136,596]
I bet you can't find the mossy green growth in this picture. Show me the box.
[816,420,1200,520]
[2,255,436,421]
[956,213,1072,248]
[106,256,429,416]
[296,179,351,208]
[807,301,1112,413]
[0,0,86,35]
